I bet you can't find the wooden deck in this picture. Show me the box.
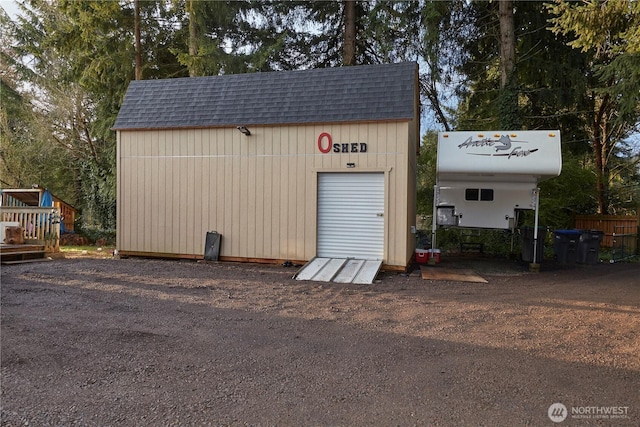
[0,244,48,264]
[1,206,61,263]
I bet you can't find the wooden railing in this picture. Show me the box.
[0,206,61,252]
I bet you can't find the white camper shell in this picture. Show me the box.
[431,131,562,260]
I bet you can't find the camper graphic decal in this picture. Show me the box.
[457,135,538,159]
[494,135,512,151]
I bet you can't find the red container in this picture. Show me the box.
[415,249,429,264]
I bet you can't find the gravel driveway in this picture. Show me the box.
[1,256,639,426]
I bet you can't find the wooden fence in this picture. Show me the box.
[574,214,640,250]
[1,207,61,252]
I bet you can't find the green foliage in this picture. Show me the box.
[171,1,262,76]
[428,228,519,258]
[498,74,521,130]
[260,1,427,69]
[539,155,598,228]
[455,1,591,134]
[416,131,438,215]
[547,0,640,123]
[1,1,125,227]
[548,0,640,214]
[547,0,639,55]
[0,10,75,192]
[74,225,116,246]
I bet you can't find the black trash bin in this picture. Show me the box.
[553,229,581,264]
[577,230,604,265]
[521,226,546,263]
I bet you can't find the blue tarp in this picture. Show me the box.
[40,189,66,233]
[40,190,53,207]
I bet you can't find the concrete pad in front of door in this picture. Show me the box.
[420,265,488,283]
[295,257,382,284]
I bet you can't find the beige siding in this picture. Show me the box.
[117,121,417,266]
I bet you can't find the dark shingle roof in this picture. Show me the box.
[113,62,417,130]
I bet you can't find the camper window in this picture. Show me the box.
[465,188,494,201]
[480,189,494,201]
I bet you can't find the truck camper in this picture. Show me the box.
[431,130,562,264]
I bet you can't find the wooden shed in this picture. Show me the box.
[113,62,420,270]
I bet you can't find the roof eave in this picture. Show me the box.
[112,117,414,132]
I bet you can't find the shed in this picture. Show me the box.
[113,62,420,269]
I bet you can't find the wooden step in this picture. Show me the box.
[1,258,52,265]
[0,245,47,264]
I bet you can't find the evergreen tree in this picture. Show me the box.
[549,0,640,214]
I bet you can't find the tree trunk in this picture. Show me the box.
[498,0,520,129]
[499,0,515,88]
[420,77,451,131]
[593,93,612,214]
[134,0,142,80]
[188,0,198,77]
[343,0,356,66]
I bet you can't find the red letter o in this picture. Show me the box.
[318,132,332,153]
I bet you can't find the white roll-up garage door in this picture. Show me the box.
[317,172,385,260]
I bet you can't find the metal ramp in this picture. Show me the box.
[294,257,382,284]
